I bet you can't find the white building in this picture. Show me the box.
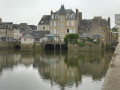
[21,34,35,44]
[115,14,120,29]
[14,29,22,40]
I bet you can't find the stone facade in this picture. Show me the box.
[79,17,111,47]
[38,15,50,31]
[111,32,119,45]
[14,29,22,40]
[0,22,14,41]
[38,5,82,41]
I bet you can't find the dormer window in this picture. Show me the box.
[51,14,54,19]
[71,14,74,18]
[55,14,59,19]
[66,14,70,19]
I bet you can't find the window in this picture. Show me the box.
[66,14,70,19]
[55,14,59,19]
[71,21,74,26]
[67,21,69,26]
[52,30,54,34]
[56,22,59,26]
[54,29,56,34]
[52,22,54,26]
[71,14,75,18]
[54,22,56,26]
[24,38,26,41]
[56,30,59,34]
[67,29,69,33]
[72,29,75,33]
[43,27,45,30]
[61,24,64,29]
[61,16,63,21]
[51,14,54,19]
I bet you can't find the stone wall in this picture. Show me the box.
[68,43,102,51]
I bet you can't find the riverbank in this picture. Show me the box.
[102,43,120,90]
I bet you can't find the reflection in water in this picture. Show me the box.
[0,50,114,90]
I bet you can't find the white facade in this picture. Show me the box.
[115,14,120,29]
[14,29,22,40]
[21,37,34,44]
[21,34,35,44]
[37,25,49,31]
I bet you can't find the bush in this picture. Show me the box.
[77,42,85,47]
[64,34,79,44]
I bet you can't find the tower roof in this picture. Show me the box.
[55,5,66,15]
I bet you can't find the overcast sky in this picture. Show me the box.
[0,0,120,27]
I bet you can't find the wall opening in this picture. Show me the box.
[15,45,21,49]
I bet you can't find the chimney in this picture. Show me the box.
[0,18,2,23]
[51,10,53,15]
[108,17,110,27]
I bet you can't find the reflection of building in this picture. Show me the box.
[0,50,114,89]
[34,54,81,88]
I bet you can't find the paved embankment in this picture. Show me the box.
[102,43,120,90]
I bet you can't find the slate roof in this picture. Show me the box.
[28,25,37,30]
[0,22,13,29]
[22,33,34,38]
[91,35,102,39]
[44,34,59,37]
[54,5,75,15]
[32,30,50,38]
[38,15,50,25]
[79,20,92,30]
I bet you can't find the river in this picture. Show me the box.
[0,49,114,90]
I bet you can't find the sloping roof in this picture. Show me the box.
[79,19,92,30]
[38,15,50,25]
[66,9,75,15]
[54,5,75,15]
[0,22,13,29]
[22,33,34,38]
[28,25,37,30]
[54,5,66,15]
[91,35,102,39]
[44,34,59,37]
[32,30,50,38]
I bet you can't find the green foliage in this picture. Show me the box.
[112,27,118,32]
[77,42,85,47]
[64,34,79,44]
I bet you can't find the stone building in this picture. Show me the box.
[111,32,119,45]
[115,14,120,29]
[38,5,82,41]
[38,15,50,31]
[0,18,2,23]
[79,17,111,47]
[0,22,14,41]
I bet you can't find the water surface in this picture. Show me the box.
[0,50,114,90]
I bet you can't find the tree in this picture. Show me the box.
[64,34,79,44]
[112,27,118,32]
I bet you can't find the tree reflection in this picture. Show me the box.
[0,49,114,89]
